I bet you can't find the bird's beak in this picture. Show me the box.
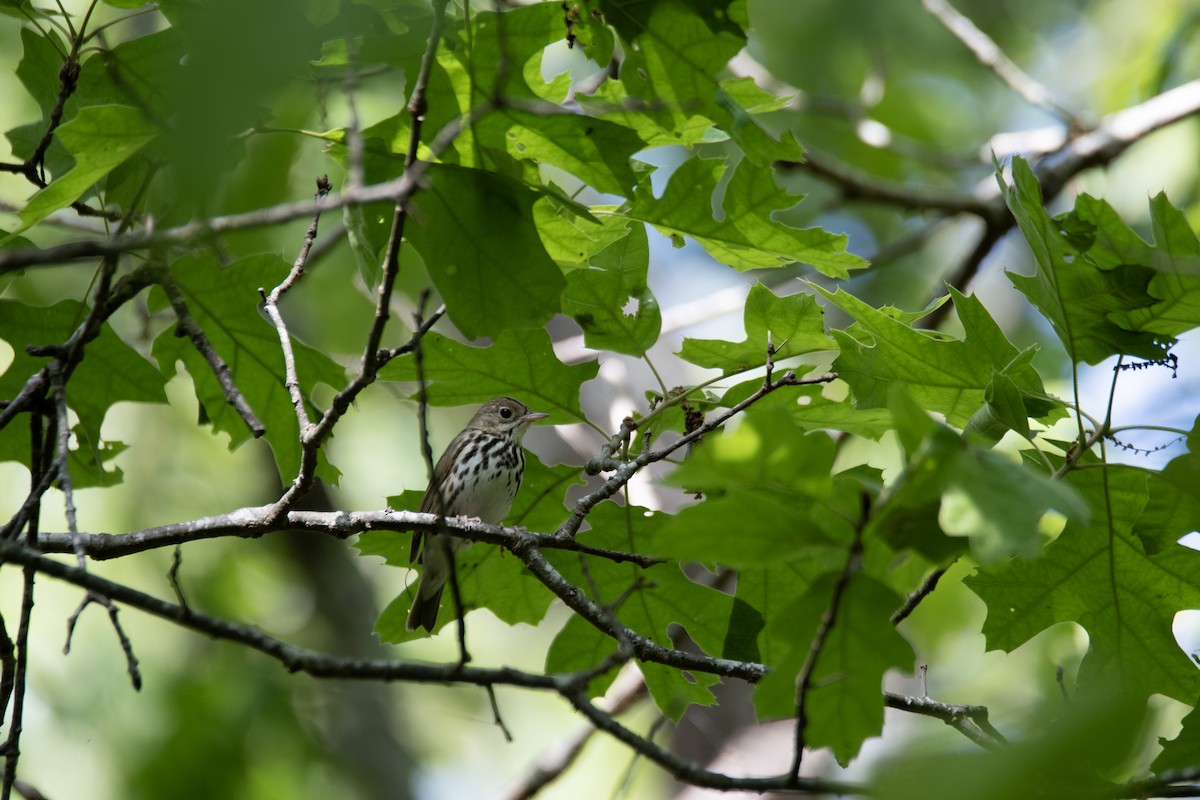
[522,411,550,425]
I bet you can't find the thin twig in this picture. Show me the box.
[0,614,14,734]
[485,685,514,743]
[891,566,949,625]
[168,545,190,613]
[922,0,1081,125]
[412,291,470,660]
[883,691,1008,749]
[1,416,49,800]
[260,175,333,448]
[62,593,143,690]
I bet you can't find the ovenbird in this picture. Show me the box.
[405,397,549,632]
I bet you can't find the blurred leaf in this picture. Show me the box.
[14,25,64,116]
[875,693,1148,800]
[1155,702,1200,773]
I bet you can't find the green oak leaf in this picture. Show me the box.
[475,108,644,198]
[0,298,166,475]
[404,164,567,339]
[718,378,894,440]
[872,400,1087,563]
[14,27,65,116]
[643,410,856,567]
[590,0,800,164]
[629,157,866,276]
[1106,193,1200,338]
[1001,157,1168,364]
[534,200,633,267]
[1134,415,1200,554]
[451,2,566,102]
[966,465,1200,703]
[149,253,345,483]
[0,418,129,490]
[817,285,1053,428]
[9,105,158,239]
[754,573,914,766]
[561,224,661,356]
[592,0,742,140]
[680,282,832,373]
[378,328,597,424]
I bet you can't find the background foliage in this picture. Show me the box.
[2,0,1200,798]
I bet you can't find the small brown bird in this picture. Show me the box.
[406,397,549,632]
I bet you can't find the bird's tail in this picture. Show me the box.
[405,534,451,632]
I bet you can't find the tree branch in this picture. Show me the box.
[921,0,1080,124]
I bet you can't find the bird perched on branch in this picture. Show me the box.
[406,397,548,632]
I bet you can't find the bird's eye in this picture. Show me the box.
[499,407,513,419]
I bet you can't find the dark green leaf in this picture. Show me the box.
[1001,157,1168,364]
[0,298,166,472]
[819,285,1052,427]
[966,466,1200,703]
[149,253,346,482]
[475,108,644,197]
[405,165,567,339]
[754,574,914,765]
[10,105,157,237]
